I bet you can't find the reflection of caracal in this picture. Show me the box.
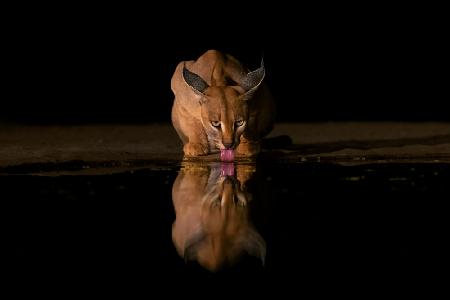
[171,50,275,157]
[171,163,266,272]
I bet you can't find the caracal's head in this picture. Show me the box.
[182,60,265,151]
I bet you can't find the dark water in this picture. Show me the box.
[4,162,449,292]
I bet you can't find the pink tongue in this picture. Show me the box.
[220,163,235,176]
[220,149,235,162]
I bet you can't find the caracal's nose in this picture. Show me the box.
[223,142,234,149]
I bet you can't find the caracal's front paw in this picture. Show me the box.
[184,143,209,156]
[236,164,257,188]
[236,142,260,157]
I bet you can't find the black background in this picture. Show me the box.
[2,4,448,123]
[4,4,448,294]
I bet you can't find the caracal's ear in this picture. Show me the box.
[183,63,210,98]
[240,57,265,101]
[238,227,267,266]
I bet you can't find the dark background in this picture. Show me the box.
[2,4,448,123]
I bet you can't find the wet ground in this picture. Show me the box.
[3,123,449,293]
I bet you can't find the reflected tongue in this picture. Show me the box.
[220,149,235,162]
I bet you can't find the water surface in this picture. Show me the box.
[5,161,448,288]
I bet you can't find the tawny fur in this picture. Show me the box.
[171,50,275,157]
[171,163,265,271]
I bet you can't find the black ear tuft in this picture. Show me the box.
[183,65,209,93]
[240,57,265,92]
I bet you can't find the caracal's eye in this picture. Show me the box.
[211,121,221,128]
[235,120,245,127]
